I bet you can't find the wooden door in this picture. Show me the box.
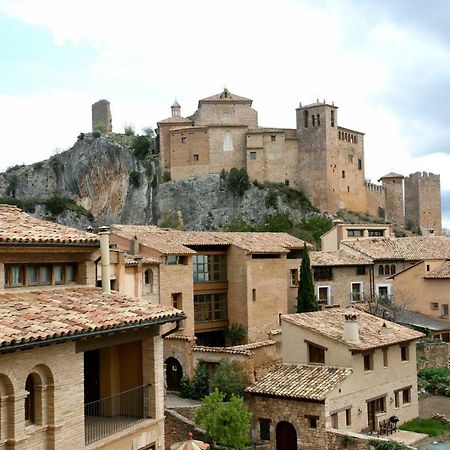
[276,421,297,450]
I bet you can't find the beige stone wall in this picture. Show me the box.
[164,338,196,380]
[365,183,387,219]
[392,260,450,319]
[382,177,405,224]
[193,101,257,127]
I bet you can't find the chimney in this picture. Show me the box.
[343,313,360,343]
[379,322,394,335]
[130,235,140,255]
[98,226,111,294]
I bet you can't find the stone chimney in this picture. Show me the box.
[342,313,360,343]
[379,322,394,335]
[98,226,111,294]
[130,235,140,256]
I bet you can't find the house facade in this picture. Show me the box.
[245,308,423,449]
[0,205,184,450]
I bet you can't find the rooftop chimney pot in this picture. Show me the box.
[343,313,360,343]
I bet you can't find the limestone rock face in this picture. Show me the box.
[0,136,317,230]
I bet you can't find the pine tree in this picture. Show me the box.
[297,243,319,312]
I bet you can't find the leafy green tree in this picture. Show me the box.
[132,135,151,160]
[297,243,319,312]
[179,363,209,400]
[195,389,250,450]
[227,167,250,197]
[210,358,249,400]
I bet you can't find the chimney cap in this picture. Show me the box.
[344,313,358,321]
[98,226,110,234]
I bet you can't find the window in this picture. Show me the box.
[304,110,309,128]
[358,159,362,170]
[400,344,409,362]
[25,374,36,424]
[271,135,276,142]
[318,286,330,305]
[309,417,318,429]
[426,264,431,271]
[363,353,373,371]
[331,110,335,127]
[345,409,352,427]
[290,269,299,286]
[430,302,439,310]
[384,265,390,275]
[342,170,345,178]
[314,266,332,281]
[331,413,338,428]
[383,348,389,368]
[390,265,396,275]
[347,229,363,237]
[351,282,363,302]
[223,111,230,119]
[348,155,354,164]
[259,418,271,440]
[316,114,320,126]
[193,254,227,282]
[5,263,76,287]
[308,342,326,364]
[368,230,384,237]
[144,269,153,285]
[193,154,199,161]
[171,293,182,309]
[223,131,233,151]
[441,304,449,316]
[395,391,400,408]
[181,137,186,144]
[252,288,256,301]
[372,397,386,414]
[285,179,289,186]
[194,293,227,322]
[250,151,257,160]
[165,255,187,265]
[312,115,316,126]
[441,333,449,342]
[402,387,411,404]
[356,266,366,275]
[378,265,384,276]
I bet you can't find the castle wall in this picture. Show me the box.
[365,182,386,218]
[381,177,404,224]
[405,172,442,235]
[193,102,257,127]
[92,99,112,133]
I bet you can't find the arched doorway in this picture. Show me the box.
[165,357,183,391]
[276,421,297,450]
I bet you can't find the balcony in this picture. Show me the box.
[85,384,150,445]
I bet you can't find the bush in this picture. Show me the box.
[129,171,140,188]
[265,189,278,208]
[44,197,93,219]
[195,389,250,450]
[418,367,450,397]
[225,323,246,346]
[257,213,292,232]
[227,167,250,197]
[179,363,209,400]
[369,439,411,450]
[297,216,333,247]
[123,123,135,136]
[93,123,106,134]
[92,130,101,138]
[210,359,249,401]
[132,135,151,160]
[162,171,171,182]
[77,132,85,141]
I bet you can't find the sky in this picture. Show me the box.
[0,0,449,226]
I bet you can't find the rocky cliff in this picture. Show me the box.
[0,133,323,236]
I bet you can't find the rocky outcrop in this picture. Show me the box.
[0,135,318,230]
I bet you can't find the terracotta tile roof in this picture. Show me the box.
[199,89,252,104]
[341,237,450,261]
[194,340,276,357]
[379,172,404,179]
[0,205,99,245]
[424,261,450,279]
[245,364,352,401]
[282,308,424,352]
[310,250,372,266]
[0,287,184,351]
[111,225,309,255]
[123,253,160,266]
[157,116,193,125]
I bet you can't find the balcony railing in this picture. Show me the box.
[85,384,151,445]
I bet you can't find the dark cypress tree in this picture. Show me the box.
[297,243,319,312]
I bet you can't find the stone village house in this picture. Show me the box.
[245,308,423,450]
[0,205,184,450]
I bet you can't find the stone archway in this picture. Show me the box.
[276,421,298,450]
[165,357,183,391]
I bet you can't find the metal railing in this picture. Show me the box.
[85,384,150,445]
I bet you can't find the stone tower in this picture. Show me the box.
[379,172,404,225]
[92,99,112,133]
[171,100,181,117]
[296,101,366,214]
[404,172,442,235]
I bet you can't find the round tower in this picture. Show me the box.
[379,172,404,225]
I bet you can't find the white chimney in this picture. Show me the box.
[98,226,111,295]
[343,313,360,343]
[130,235,140,255]
[379,322,394,335]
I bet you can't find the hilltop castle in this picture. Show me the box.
[92,89,442,234]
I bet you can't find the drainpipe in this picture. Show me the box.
[161,320,181,338]
[98,226,111,295]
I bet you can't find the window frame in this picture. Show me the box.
[363,353,374,372]
[400,344,410,362]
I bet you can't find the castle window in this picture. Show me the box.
[285,179,289,186]
[342,170,345,178]
[358,159,362,170]
[271,135,276,142]
[304,110,309,128]
[181,137,186,144]
[390,265,396,275]
[347,186,350,192]
[250,151,257,160]
[312,115,316,126]
[384,265,390,275]
[427,264,431,271]
[348,155,353,164]
[354,135,358,144]
[331,110,335,127]
[223,131,233,151]
[193,154,199,161]
[339,130,342,139]
[316,114,320,126]
[379,265,384,276]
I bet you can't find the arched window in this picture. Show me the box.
[25,374,36,424]
[223,131,233,151]
[304,110,309,128]
[378,265,384,276]
[390,265,396,275]
[385,265,390,275]
[144,269,154,294]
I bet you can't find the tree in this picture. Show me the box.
[227,167,250,197]
[297,243,319,312]
[195,389,250,450]
[179,363,209,400]
[210,358,249,400]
